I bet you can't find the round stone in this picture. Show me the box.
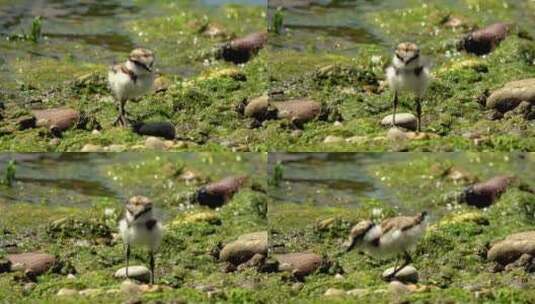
[114,265,150,283]
[382,265,418,283]
[381,113,417,130]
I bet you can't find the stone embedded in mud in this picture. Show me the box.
[486,79,535,114]
[219,231,268,266]
[7,252,56,277]
[218,32,267,64]
[81,144,103,152]
[488,231,535,266]
[459,22,510,55]
[461,175,513,208]
[275,252,323,279]
[133,121,176,140]
[381,113,417,131]
[33,108,79,136]
[195,175,248,208]
[382,265,418,283]
[114,266,151,283]
[272,99,321,127]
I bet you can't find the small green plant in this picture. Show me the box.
[269,161,284,187]
[29,16,42,43]
[2,160,16,187]
[270,7,284,35]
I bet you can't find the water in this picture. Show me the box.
[268,0,535,53]
[268,153,534,212]
[0,0,264,92]
[0,153,264,207]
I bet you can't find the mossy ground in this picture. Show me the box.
[0,1,533,151]
[268,152,535,303]
[267,0,535,151]
[0,153,270,303]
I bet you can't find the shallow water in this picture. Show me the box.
[268,153,534,213]
[0,153,263,207]
[268,0,535,54]
[0,0,264,91]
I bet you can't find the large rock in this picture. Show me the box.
[114,265,151,282]
[459,22,510,55]
[7,252,56,276]
[381,113,417,131]
[33,108,79,135]
[220,231,268,265]
[133,121,176,140]
[273,100,321,126]
[196,176,248,208]
[218,32,267,64]
[487,79,535,113]
[488,231,535,265]
[461,175,513,207]
[275,252,323,278]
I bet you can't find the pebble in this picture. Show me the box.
[382,265,419,283]
[81,144,102,152]
[106,144,126,152]
[324,288,345,297]
[381,113,417,130]
[323,135,344,144]
[114,266,151,283]
[91,129,101,135]
[49,138,60,146]
[220,231,268,265]
[334,273,344,280]
[57,288,78,296]
[67,273,76,280]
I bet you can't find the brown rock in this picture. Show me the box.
[272,99,321,126]
[460,22,510,55]
[488,231,535,266]
[219,32,267,64]
[244,95,273,120]
[196,175,248,208]
[33,108,79,135]
[487,79,535,113]
[7,252,56,277]
[275,252,322,279]
[220,231,268,266]
[462,175,513,207]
